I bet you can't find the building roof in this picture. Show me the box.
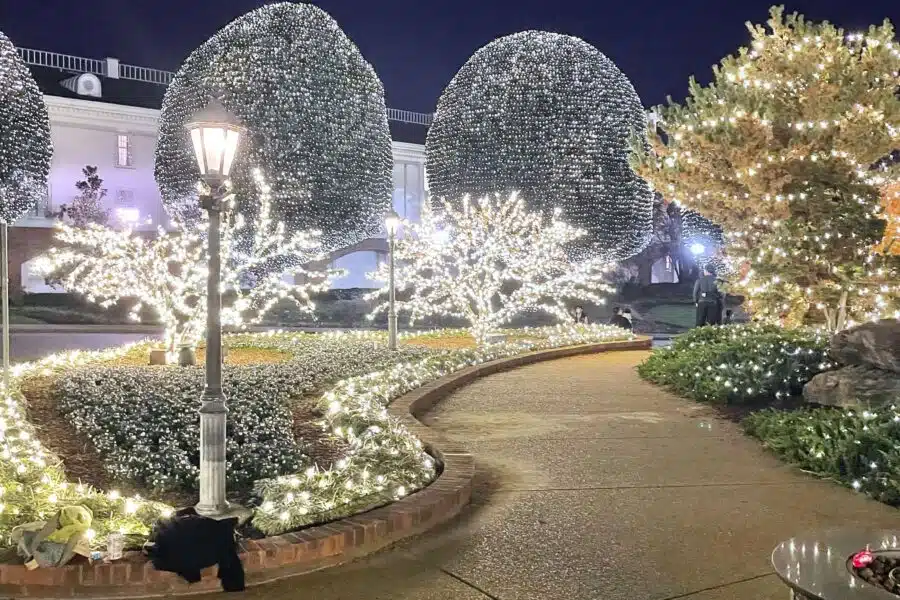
[27,62,429,145]
[30,65,168,110]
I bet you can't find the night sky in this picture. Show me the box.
[2,0,897,112]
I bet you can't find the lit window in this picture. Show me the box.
[665,256,672,271]
[116,134,133,168]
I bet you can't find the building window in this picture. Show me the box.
[116,134,133,168]
[665,255,672,271]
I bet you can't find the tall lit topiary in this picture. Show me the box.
[155,2,393,252]
[426,31,653,261]
[0,30,52,223]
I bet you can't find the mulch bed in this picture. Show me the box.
[855,555,900,595]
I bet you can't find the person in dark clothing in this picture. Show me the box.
[573,305,587,324]
[609,306,632,330]
[724,309,734,324]
[693,265,722,327]
[143,507,245,592]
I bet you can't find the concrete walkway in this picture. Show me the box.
[199,350,900,599]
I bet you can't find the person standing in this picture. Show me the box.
[609,306,633,331]
[693,265,721,327]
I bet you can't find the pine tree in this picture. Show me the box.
[632,7,900,330]
[65,165,110,227]
[0,30,52,224]
[367,193,614,343]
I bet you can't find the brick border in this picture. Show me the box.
[0,337,650,598]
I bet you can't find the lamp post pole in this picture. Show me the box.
[185,98,244,520]
[196,191,228,517]
[388,227,397,350]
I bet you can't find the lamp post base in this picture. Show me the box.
[194,501,252,523]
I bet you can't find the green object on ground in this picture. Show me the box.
[637,324,830,404]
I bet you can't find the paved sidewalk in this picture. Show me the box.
[199,350,900,599]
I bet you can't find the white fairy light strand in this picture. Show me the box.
[155,2,393,251]
[426,30,653,261]
[366,193,615,342]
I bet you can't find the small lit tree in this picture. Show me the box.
[367,193,614,342]
[39,170,338,358]
[64,165,110,227]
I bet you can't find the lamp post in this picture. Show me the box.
[384,210,400,351]
[185,98,244,518]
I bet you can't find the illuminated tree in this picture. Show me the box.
[367,194,614,342]
[155,2,392,251]
[0,29,52,224]
[40,171,337,358]
[427,31,653,261]
[632,7,900,330]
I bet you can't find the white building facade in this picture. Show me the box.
[15,49,429,293]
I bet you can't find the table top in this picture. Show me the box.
[772,529,900,599]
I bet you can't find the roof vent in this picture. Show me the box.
[60,73,102,98]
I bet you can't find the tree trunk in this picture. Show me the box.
[835,290,849,332]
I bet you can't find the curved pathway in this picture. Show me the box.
[202,350,900,599]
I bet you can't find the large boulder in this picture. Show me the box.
[831,320,900,373]
[803,364,900,408]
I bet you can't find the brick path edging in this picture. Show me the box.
[0,337,650,598]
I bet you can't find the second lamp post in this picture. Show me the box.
[185,98,244,518]
[384,210,400,351]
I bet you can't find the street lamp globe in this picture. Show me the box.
[690,242,706,256]
[384,210,401,237]
[185,98,244,186]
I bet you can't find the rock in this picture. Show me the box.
[803,364,900,408]
[832,320,900,374]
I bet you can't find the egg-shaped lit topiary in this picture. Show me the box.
[0,29,52,224]
[426,31,652,261]
[155,2,393,251]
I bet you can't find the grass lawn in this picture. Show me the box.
[642,303,696,328]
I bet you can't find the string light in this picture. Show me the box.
[0,28,52,224]
[155,2,393,251]
[632,7,900,330]
[366,193,615,343]
[426,31,653,261]
[38,170,337,358]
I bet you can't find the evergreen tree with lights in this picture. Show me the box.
[65,165,110,227]
[155,2,393,253]
[0,29,52,224]
[367,193,614,343]
[426,31,653,261]
[40,170,338,359]
[632,7,900,330]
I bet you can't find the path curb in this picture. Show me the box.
[0,336,650,598]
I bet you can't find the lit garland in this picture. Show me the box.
[366,193,615,343]
[37,170,338,357]
[155,2,393,252]
[0,29,52,224]
[426,31,653,261]
[631,7,900,330]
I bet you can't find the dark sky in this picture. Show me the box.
[2,0,897,112]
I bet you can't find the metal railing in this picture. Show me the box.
[18,47,433,125]
[17,48,105,77]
